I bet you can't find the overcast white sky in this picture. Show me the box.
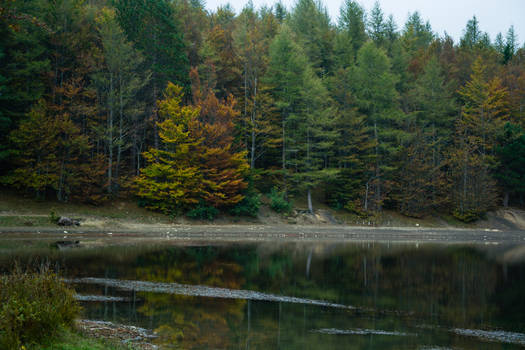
[204,0,525,45]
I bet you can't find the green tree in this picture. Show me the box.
[503,25,517,64]
[265,25,336,212]
[288,0,334,76]
[335,0,366,65]
[115,0,189,149]
[0,2,49,165]
[367,1,385,47]
[264,25,309,192]
[401,12,434,54]
[496,123,525,206]
[351,42,400,211]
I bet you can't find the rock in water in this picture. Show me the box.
[54,240,81,250]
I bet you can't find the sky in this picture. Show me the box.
[204,0,525,45]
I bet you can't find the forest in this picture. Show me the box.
[1,0,524,221]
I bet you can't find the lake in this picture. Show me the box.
[2,239,525,349]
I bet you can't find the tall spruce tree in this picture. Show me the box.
[288,0,334,76]
[115,0,189,149]
[452,57,510,220]
[336,0,367,64]
[351,42,399,211]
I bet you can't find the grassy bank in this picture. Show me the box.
[35,329,129,350]
[2,188,524,230]
[0,267,138,350]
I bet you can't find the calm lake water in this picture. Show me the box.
[3,240,525,349]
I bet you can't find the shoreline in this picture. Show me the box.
[1,224,525,244]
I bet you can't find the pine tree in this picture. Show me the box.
[460,16,482,49]
[115,0,189,149]
[452,57,510,219]
[288,0,334,76]
[401,12,434,54]
[503,26,517,64]
[367,1,385,47]
[412,56,456,168]
[496,123,525,207]
[335,0,366,64]
[0,3,49,165]
[290,66,337,213]
[351,42,400,211]
[264,25,309,191]
[3,100,90,201]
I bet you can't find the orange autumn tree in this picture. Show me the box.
[191,68,249,208]
[135,80,248,214]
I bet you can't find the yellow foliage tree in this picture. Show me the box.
[451,57,510,220]
[135,83,204,213]
[135,82,249,214]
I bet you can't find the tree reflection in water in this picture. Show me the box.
[3,242,524,349]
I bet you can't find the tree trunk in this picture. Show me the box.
[364,181,369,211]
[374,121,381,211]
[462,147,468,213]
[58,158,65,201]
[503,191,509,207]
[152,33,159,150]
[250,77,257,168]
[307,188,313,214]
[282,115,286,195]
[108,72,114,194]
[116,71,123,185]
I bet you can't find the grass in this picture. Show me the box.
[0,188,171,225]
[36,329,133,350]
[0,186,492,228]
[0,216,53,227]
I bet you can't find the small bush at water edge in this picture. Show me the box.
[0,266,80,350]
[230,190,261,217]
[186,204,219,220]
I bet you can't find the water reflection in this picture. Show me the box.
[2,241,525,349]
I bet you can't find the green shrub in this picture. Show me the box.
[49,209,60,224]
[230,191,261,217]
[268,188,292,213]
[0,266,80,349]
[186,204,219,220]
[452,209,483,223]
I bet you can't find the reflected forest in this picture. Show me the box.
[5,243,524,349]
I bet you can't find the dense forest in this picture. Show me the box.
[1,0,524,221]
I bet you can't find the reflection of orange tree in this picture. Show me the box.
[139,294,245,349]
[132,248,246,348]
